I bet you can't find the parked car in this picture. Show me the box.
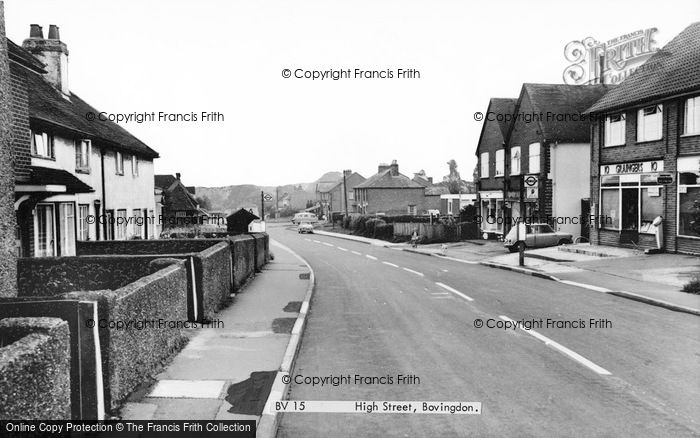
[503,223,572,253]
[292,212,319,224]
[298,222,314,234]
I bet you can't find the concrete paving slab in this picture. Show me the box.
[149,380,227,399]
[146,398,224,420]
[119,402,157,420]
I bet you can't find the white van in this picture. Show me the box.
[292,212,319,224]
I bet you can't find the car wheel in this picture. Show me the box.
[508,245,518,253]
[557,239,570,246]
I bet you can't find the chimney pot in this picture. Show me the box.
[48,25,60,40]
[30,24,43,38]
[176,173,181,180]
[390,160,399,176]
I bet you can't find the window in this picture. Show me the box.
[59,203,76,256]
[528,143,540,174]
[480,152,489,178]
[510,146,521,175]
[35,204,56,257]
[31,131,54,158]
[678,158,700,238]
[604,113,626,146]
[495,149,505,177]
[447,199,453,215]
[131,155,139,176]
[684,96,700,135]
[116,209,127,240]
[637,104,663,142]
[115,151,124,175]
[408,205,417,215]
[132,209,143,239]
[640,188,663,233]
[348,192,354,201]
[76,139,91,170]
[148,209,155,239]
[105,210,114,240]
[78,204,90,241]
[601,189,620,230]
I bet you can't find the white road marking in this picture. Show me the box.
[382,261,399,268]
[430,292,450,296]
[366,255,378,260]
[337,247,348,252]
[559,280,611,293]
[322,242,334,247]
[312,240,321,243]
[403,268,424,277]
[304,238,311,242]
[442,269,449,272]
[499,315,612,376]
[436,255,478,265]
[435,282,474,302]
[351,251,362,256]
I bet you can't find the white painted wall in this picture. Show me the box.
[551,142,590,237]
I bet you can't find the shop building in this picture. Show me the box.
[587,22,700,254]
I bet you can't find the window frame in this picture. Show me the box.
[77,204,90,241]
[116,209,128,240]
[604,113,626,147]
[510,146,521,175]
[131,155,139,176]
[684,96,700,136]
[115,151,124,175]
[31,131,54,159]
[528,142,540,174]
[636,104,663,142]
[480,152,489,178]
[495,149,505,177]
[599,174,663,233]
[75,139,91,172]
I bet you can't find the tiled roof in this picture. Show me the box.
[165,183,199,212]
[355,170,425,189]
[588,22,700,113]
[490,98,517,138]
[154,174,177,189]
[522,83,612,142]
[26,166,94,193]
[7,39,45,73]
[27,73,159,158]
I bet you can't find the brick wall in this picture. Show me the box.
[10,65,30,182]
[590,97,700,254]
[365,187,426,215]
[0,5,17,297]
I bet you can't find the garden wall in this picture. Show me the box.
[76,239,225,256]
[229,235,256,290]
[65,261,189,411]
[0,317,71,419]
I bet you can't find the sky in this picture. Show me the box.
[5,0,700,187]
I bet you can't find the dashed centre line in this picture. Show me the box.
[322,242,334,247]
[366,255,378,260]
[403,267,424,277]
[351,251,362,256]
[337,247,348,252]
[382,261,399,268]
[435,282,474,302]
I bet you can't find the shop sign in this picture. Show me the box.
[600,160,663,176]
[655,173,673,185]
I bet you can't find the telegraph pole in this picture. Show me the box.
[343,170,349,218]
[260,190,264,221]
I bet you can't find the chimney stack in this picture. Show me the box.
[22,23,70,96]
[176,172,181,180]
[389,160,399,176]
[343,169,352,178]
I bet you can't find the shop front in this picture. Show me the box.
[479,191,504,238]
[597,160,664,249]
[677,155,700,254]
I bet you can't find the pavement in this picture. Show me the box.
[269,224,700,437]
[118,239,314,436]
[312,229,700,315]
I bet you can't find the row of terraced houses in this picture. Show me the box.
[475,22,700,255]
[9,24,200,257]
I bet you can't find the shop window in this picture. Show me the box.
[601,189,619,230]
[640,188,663,234]
[678,165,700,238]
[528,143,540,174]
[604,114,626,146]
[684,96,700,136]
[637,105,663,142]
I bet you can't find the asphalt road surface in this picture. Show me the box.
[269,224,700,437]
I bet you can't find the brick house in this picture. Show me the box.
[587,22,700,254]
[503,84,610,238]
[316,170,365,217]
[11,24,160,257]
[154,173,208,230]
[475,98,516,237]
[354,160,427,215]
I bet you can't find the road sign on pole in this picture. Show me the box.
[263,193,273,202]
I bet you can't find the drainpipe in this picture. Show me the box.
[100,148,106,240]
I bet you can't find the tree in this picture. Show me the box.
[195,195,211,210]
[443,159,462,194]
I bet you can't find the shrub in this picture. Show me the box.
[365,218,386,237]
[682,276,700,295]
[374,223,394,241]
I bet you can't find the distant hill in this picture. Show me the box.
[195,173,339,214]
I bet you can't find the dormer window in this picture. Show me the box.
[31,131,54,158]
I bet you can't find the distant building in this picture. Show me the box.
[316,170,365,217]
[154,173,208,229]
[354,160,427,215]
[12,24,159,257]
[587,22,700,254]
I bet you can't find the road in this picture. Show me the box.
[268,224,700,437]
